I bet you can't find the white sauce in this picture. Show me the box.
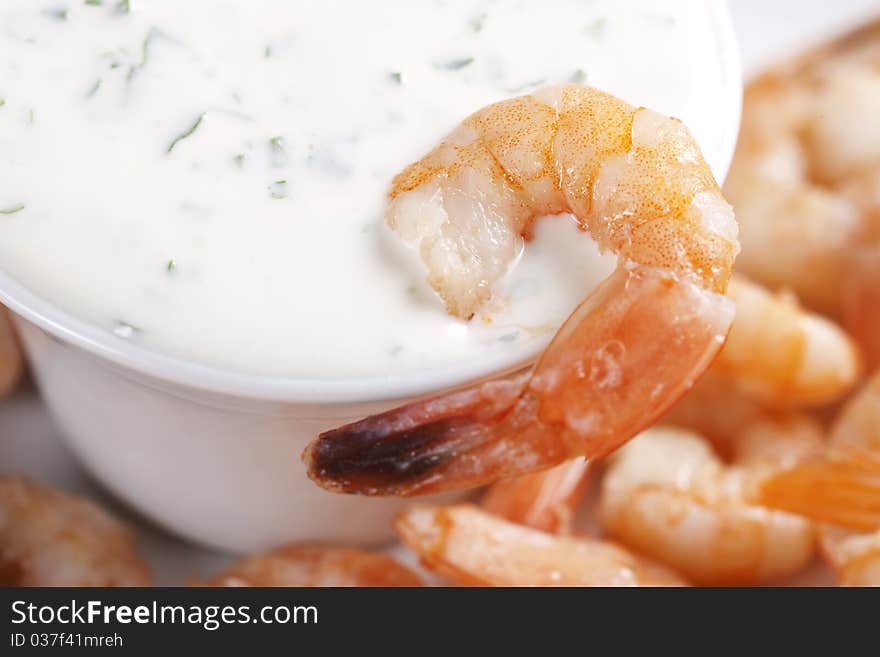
[0,0,737,378]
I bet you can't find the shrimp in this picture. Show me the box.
[0,476,150,586]
[819,526,880,586]
[597,427,820,585]
[481,458,589,534]
[724,21,880,337]
[0,307,23,398]
[197,545,423,587]
[396,504,685,586]
[660,275,859,452]
[759,370,880,531]
[843,244,880,369]
[304,84,739,496]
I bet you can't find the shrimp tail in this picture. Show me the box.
[304,266,735,496]
[758,447,880,531]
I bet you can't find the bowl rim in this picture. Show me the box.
[0,0,741,405]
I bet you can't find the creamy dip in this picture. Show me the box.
[0,0,738,378]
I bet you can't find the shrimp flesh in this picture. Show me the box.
[197,545,423,587]
[819,526,880,586]
[0,476,150,586]
[759,370,880,531]
[481,458,589,534]
[597,427,819,585]
[723,21,880,329]
[0,307,23,398]
[396,504,685,586]
[304,84,739,496]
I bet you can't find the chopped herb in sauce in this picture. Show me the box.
[167,113,205,153]
[507,79,547,94]
[85,78,102,99]
[268,180,288,199]
[585,18,607,39]
[389,71,403,85]
[84,0,103,6]
[0,204,26,215]
[569,69,588,84]
[127,28,163,82]
[0,99,5,108]
[269,136,287,167]
[46,7,69,21]
[26,109,34,125]
[116,0,132,14]
[233,153,247,168]
[166,259,176,273]
[434,57,474,71]
[264,45,273,58]
[470,13,487,33]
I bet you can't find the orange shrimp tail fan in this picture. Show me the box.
[758,447,880,531]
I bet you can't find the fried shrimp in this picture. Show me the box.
[597,427,819,585]
[481,458,589,534]
[396,504,685,586]
[0,476,150,586]
[724,21,880,358]
[197,546,423,587]
[304,84,739,496]
[0,307,23,398]
[759,370,880,531]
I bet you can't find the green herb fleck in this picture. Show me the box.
[507,79,546,94]
[569,69,588,84]
[389,71,403,85]
[268,180,288,199]
[167,113,205,153]
[166,259,176,273]
[233,153,247,168]
[269,136,287,167]
[585,18,607,39]
[470,13,487,32]
[85,0,103,6]
[264,45,273,58]
[26,109,35,125]
[85,78,102,99]
[434,57,474,71]
[0,204,25,215]
[116,0,132,14]
[0,99,5,108]
[127,28,162,82]
[498,332,519,343]
[47,7,69,21]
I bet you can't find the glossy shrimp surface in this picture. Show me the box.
[305,84,739,496]
[0,476,150,586]
[820,526,880,586]
[481,458,589,534]
[598,427,819,585]
[198,545,423,587]
[397,504,685,587]
[0,307,23,398]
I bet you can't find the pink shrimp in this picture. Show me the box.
[303,84,739,496]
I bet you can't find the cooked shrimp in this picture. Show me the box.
[661,275,859,451]
[197,545,423,587]
[724,21,880,324]
[0,307,23,398]
[819,526,880,586]
[304,84,739,496]
[843,244,880,369]
[0,476,150,586]
[759,370,880,530]
[481,458,589,534]
[598,427,819,585]
[397,504,685,586]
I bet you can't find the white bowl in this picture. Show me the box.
[0,1,741,554]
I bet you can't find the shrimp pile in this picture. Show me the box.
[305,83,739,496]
[0,307,23,398]
[198,545,423,587]
[0,476,150,586]
[724,19,880,367]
